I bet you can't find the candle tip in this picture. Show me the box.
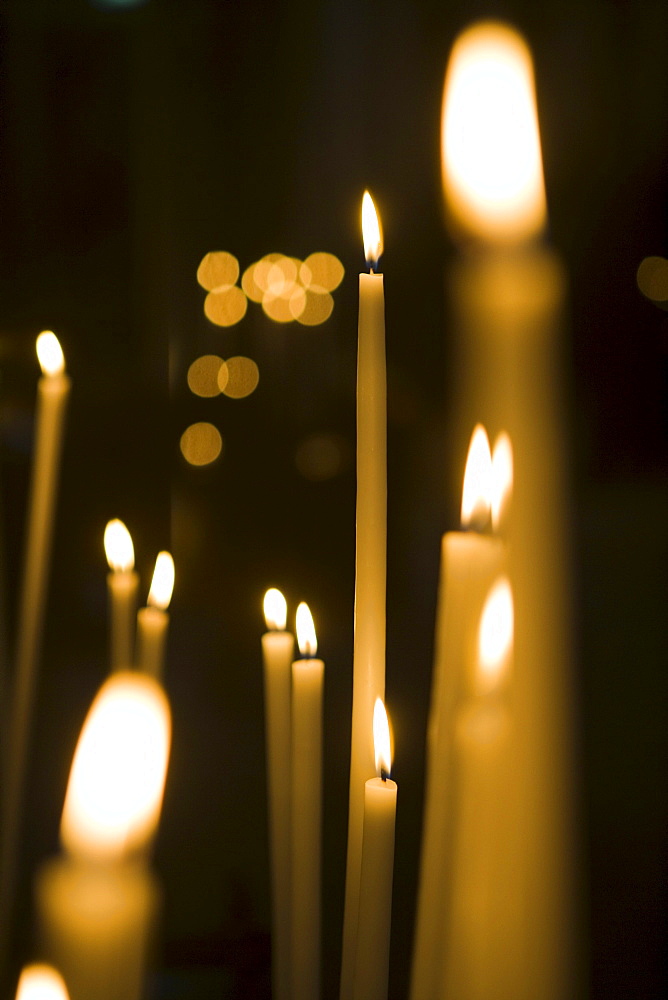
[36,330,65,377]
[461,424,493,530]
[148,551,175,610]
[264,587,287,631]
[296,601,317,657]
[104,519,135,572]
[373,698,392,778]
[362,190,384,269]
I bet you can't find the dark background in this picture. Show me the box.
[0,0,666,997]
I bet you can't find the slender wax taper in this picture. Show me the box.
[104,519,139,671]
[341,190,387,1000]
[136,552,175,680]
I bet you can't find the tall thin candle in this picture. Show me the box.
[104,520,139,671]
[136,552,175,680]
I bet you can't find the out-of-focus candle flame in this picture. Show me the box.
[264,587,287,631]
[478,576,514,691]
[296,602,317,657]
[147,552,175,610]
[461,424,493,529]
[373,697,392,777]
[362,190,383,269]
[491,432,513,531]
[60,671,171,861]
[104,519,135,573]
[36,331,65,377]
[441,21,546,243]
[15,965,70,1000]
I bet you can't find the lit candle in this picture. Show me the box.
[261,587,294,1000]
[440,21,575,998]
[35,671,171,1000]
[341,190,387,1000]
[0,331,71,958]
[411,426,507,1000]
[136,551,175,679]
[352,698,397,1000]
[291,602,323,1000]
[104,519,139,671]
[14,963,70,1000]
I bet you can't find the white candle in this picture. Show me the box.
[14,963,70,1000]
[411,426,506,1000]
[0,331,71,960]
[439,22,575,999]
[35,671,171,1000]
[261,588,294,1000]
[352,699,397,1000]
[136,551,175,679]
[291,602,323,1000]
[342,190,387,1000]
[104,520,139,671]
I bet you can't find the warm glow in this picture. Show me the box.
[461,424,493,529]
[104,519,135,573]
[300,252,345,293]
[637,256,668,303]
[478,577,514,691]
[441,21,546,243]
[204,285,248,326]
[491,432,513,531]
[36,331,65,377]
[197,251,240,291]
[148,552,175,610]
[373,698,392,777]
[14,965,70,1000]
[180,422,223,466]
[264,588,287,631]
[296,602,317,657]
[362,191,383,268]
[60,671,171,860]
[295,289,334,326]
[218,356,259,398]
[187,355,224,397]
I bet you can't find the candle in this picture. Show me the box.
[441,22,575,998]
[35,670,171,1000]
[411,426,506,1000]
[136,551,175,679]
[261,587,294,1000]
[352,698,397,1000]
[104,519,139,671]
[341,190,387,1000]
[0,331,71,964]
[291,602,323,1000]
[14,964,70,1000]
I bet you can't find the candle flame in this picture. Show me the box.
[148,552,175,610]
[14,965,70,1000]
[296,601,317,657]
[461,424,493,529]
[373,697,392,777]
[60,671,171,861]
[362,190,383,269]
[478,576,513,692]
[36,331,65,377]
[441,21,546,243]
[491,432,513,531]
[264,587,287,631]
[104,519,135,572]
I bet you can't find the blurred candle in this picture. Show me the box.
[136,552,174,679]
[35,671,171,1000]
[342,190,386,1000]
[0,331,71,965]
[291,603,323,1000]
[262,587,294,1000]
[104,520,139,671]
[14,963,70,1000]
[440,21,575,999]
[352,699,397,1000]
[411,426,506,1000]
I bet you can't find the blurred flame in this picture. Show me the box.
[60,671,171,860]
[491,432,513,531]
[148,552,174,610]
[36,331,65,377]
[441,21,546,243]
[461,425,493,529]
[296,602,317,657]
[104,519,135,572]
[362,191,383,268]
[478,576,514,690]
[14,965,70,1000]
[373,698,392,776]
[264,588,287,631]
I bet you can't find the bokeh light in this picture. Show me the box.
[300,252,345,293]
[204,285,248,326]
[637,256,668,304]
[295,433,350,481]
[187,355,224,397]
[180,423,223,466]
[296,289,334,326]
[219,356,259,399]
[197,252,240,291]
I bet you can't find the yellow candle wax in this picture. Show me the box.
[136,551,174,679]
[104,520,139,671]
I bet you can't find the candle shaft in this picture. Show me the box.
[136,607,169,680]
[108,571,139,671]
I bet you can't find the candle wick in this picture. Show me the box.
[380,768,388,782]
